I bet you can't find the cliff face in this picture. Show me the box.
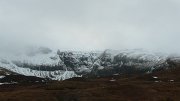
[0,47,176,80]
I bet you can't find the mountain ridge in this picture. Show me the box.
[0,47,178,80]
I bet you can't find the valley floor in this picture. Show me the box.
[0,68,180,101]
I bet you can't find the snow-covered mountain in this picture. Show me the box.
[0,47,176,80]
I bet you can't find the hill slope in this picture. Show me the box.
[0,61,180,101]
[0,48,173,80]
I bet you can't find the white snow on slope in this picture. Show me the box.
[0,51,60,66]
[0,60,80,80]
[0,49,81,80]
[105,49,168,62]
[0,48,171,80]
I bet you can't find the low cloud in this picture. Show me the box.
[0,0,180,53]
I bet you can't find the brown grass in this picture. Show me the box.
[0,67,180,101]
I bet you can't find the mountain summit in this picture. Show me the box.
[0,47,177,80]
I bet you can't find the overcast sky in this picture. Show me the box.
[0,0,180,53]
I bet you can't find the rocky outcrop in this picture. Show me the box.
[0,48,177,80]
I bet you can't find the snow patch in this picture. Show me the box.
[0,76,5,79]
[0,82,18,85]
[152,76,158,79]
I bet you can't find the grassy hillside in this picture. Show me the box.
[0,65,180,101]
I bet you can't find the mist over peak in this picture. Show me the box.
[0,0,180,54]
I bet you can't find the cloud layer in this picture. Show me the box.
[0,0,180,53]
